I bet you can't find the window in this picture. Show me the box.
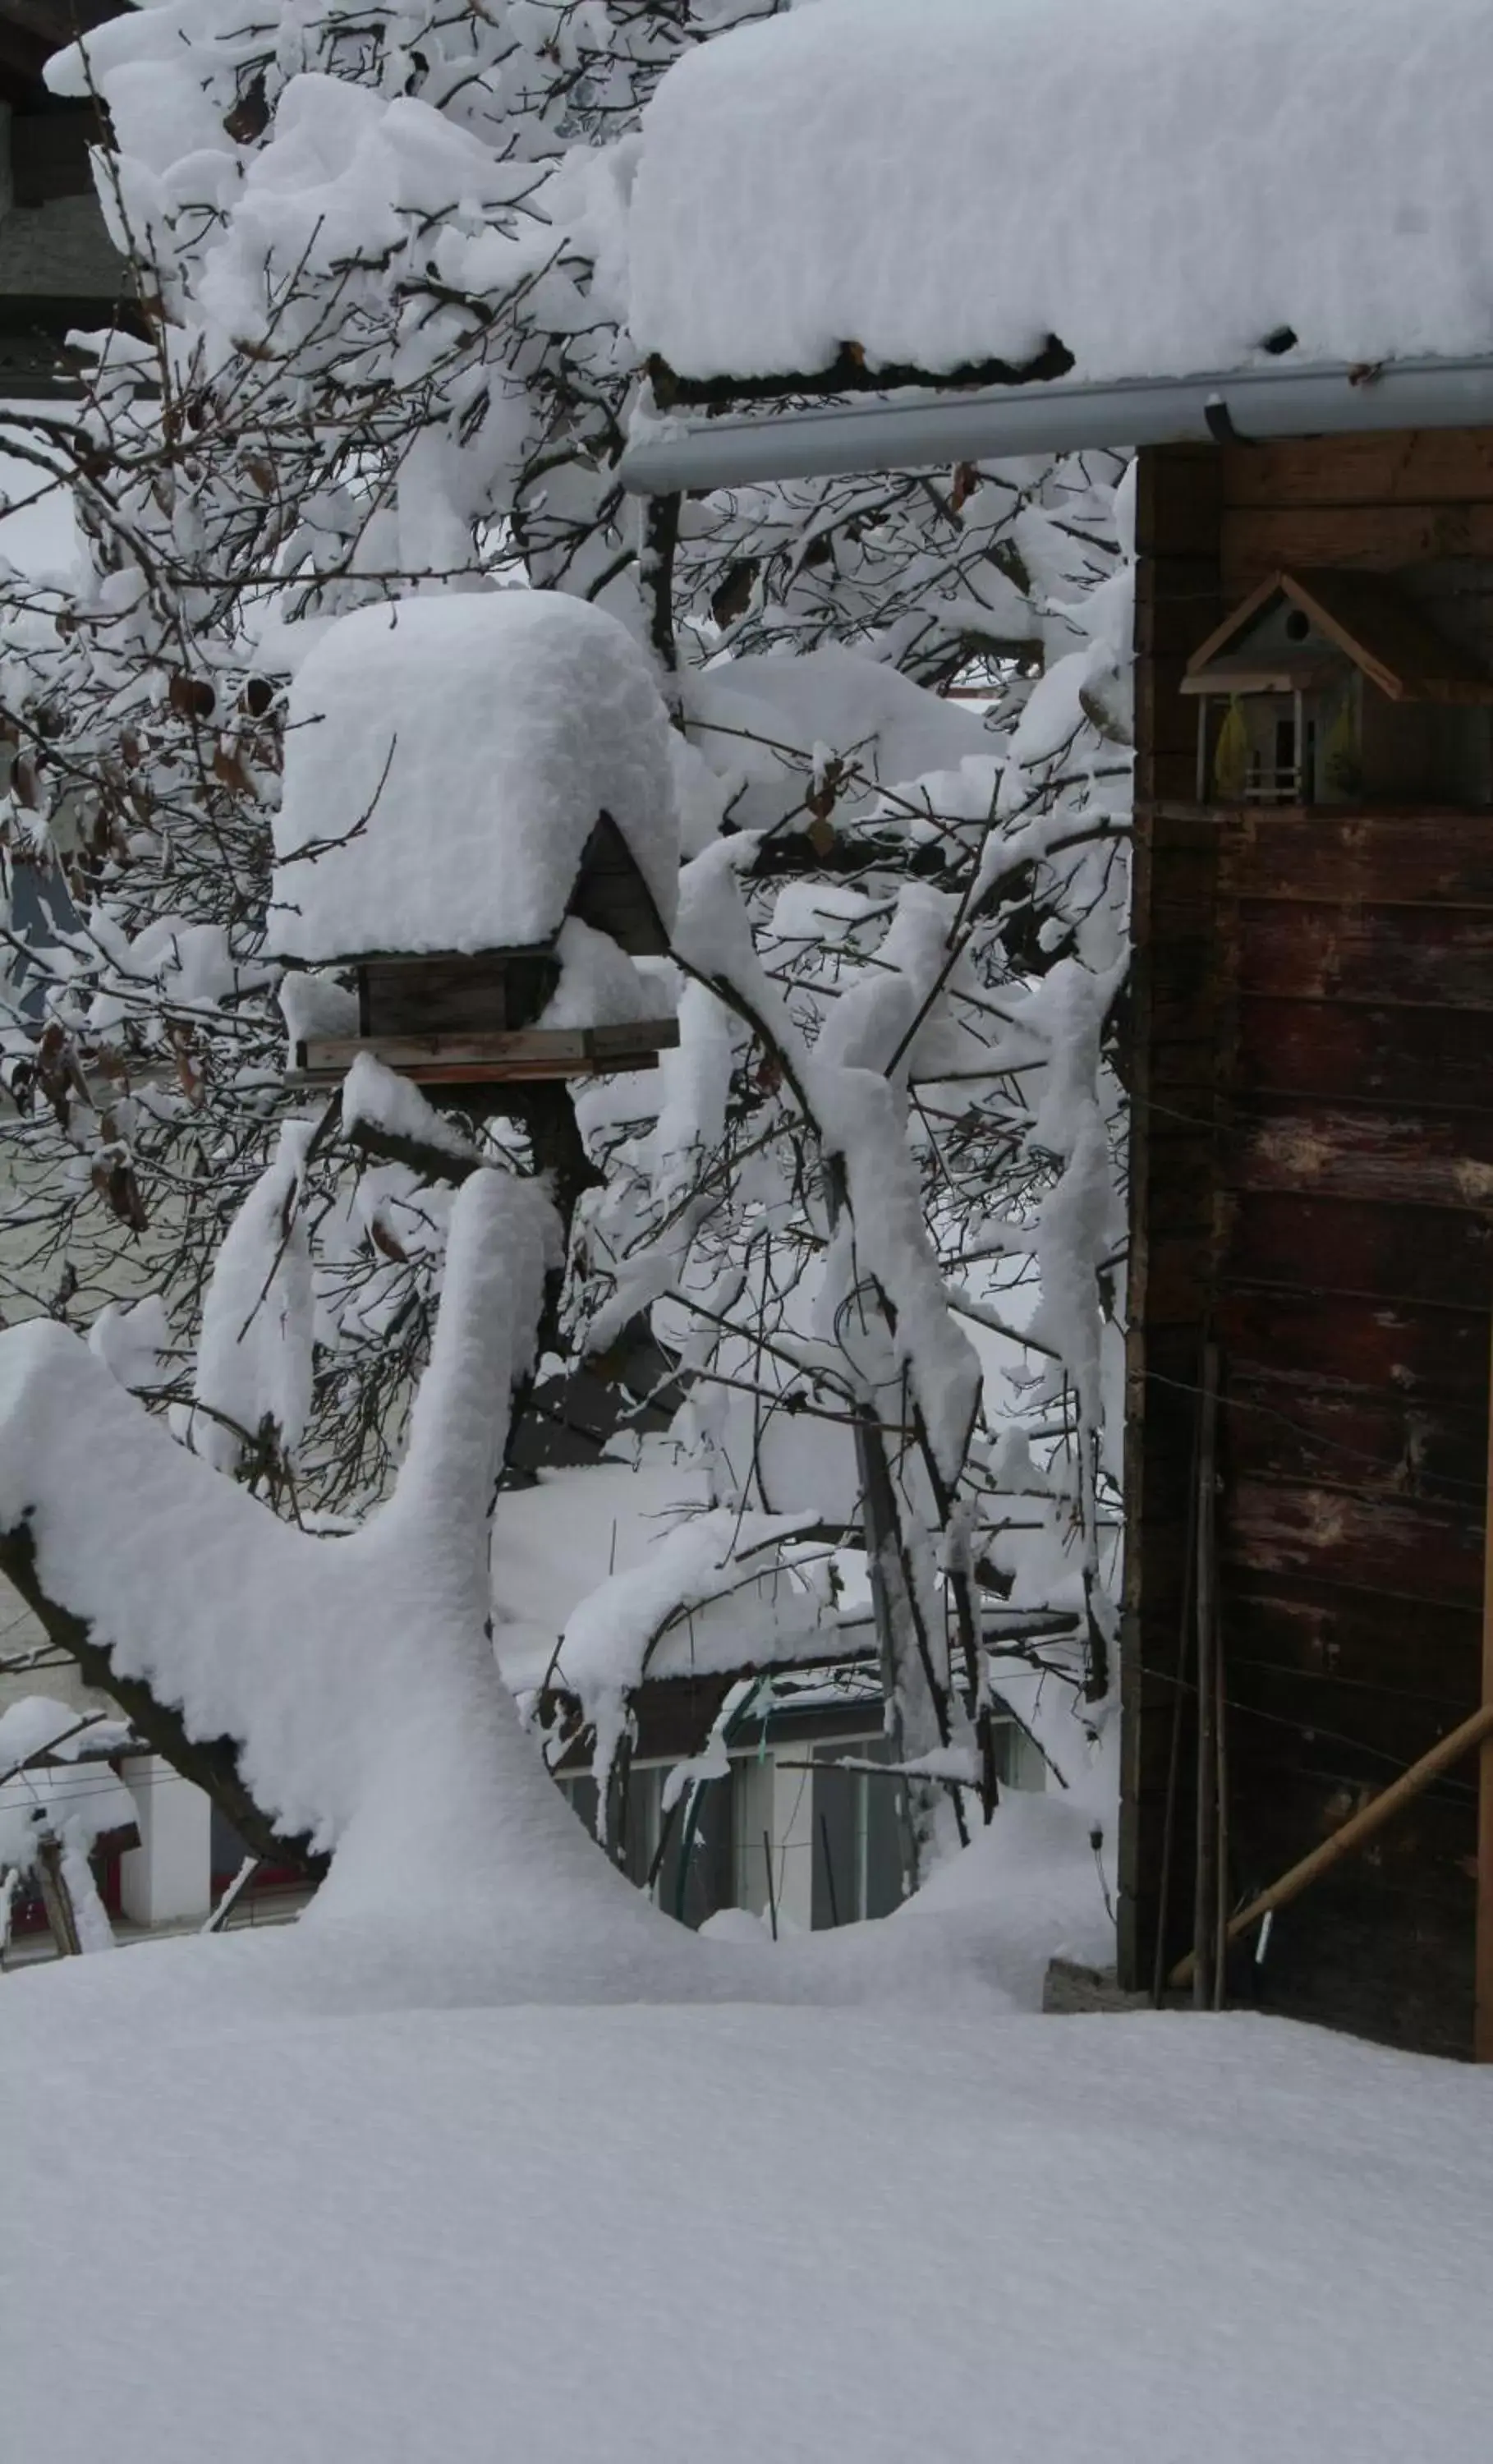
[811,1739,905,1927]
[555,1703,1045,1933]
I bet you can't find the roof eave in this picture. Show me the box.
[620,353,1493,495]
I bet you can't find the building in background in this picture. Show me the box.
[0,0,129,395]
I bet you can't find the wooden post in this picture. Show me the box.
[1172,1696,1493,1993]
[34,1835,81,1956]
[1192,1340,1220,2010]
[1477,1309,1493,2062]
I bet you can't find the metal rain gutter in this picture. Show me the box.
[619,355,1493,494]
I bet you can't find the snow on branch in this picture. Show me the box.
[547,1509,848,1828]
[672,841,981,1483]
[191,1118,317,1476]
[0,1170,574,1920]
[0,1695,137,1954]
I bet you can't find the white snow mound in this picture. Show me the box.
[6,1984,1493,2464]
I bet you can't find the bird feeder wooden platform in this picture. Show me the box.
[287,812,680,1092]
[291,1018,680,1090]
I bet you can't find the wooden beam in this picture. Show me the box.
[1477,1310,1493,2062]
[1221,430,1493,511]
[34,1833,80,1955]
[1170,1695,1493,1993]
[1192,1339,1220,2009]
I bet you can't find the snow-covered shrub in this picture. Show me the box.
[0,0,1128,1894]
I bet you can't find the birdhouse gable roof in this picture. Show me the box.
[1182,570,1493,706]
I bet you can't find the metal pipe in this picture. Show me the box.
[621,354,1493,494]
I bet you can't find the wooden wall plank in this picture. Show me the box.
[1222,1101,1493,1211]
[1222,811,1493,908]
[1216,1288,1491,1405]
[1238,900,1493,1009]
[1221,1190,1493,1310]
[1226,1657,1482,1780]
[1222,501,1493,591]
[1221,430,1493,511]
[1226,1762,1477,1915]
[1222,1478,1484,1611]
[1242,1873,1472,2061]
[1223,1576,1482,1701]
[1234,996,1493,1110]
[1220,1372,1486,1505]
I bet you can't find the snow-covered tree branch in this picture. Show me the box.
[0,0,1131,1898]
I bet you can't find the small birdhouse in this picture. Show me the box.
[269,592,683,1092]
[1182,569,1493,807]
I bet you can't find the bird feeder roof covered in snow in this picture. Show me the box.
[270,591,682,1087]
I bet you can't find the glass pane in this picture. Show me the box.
[811,1758,859,1927]
[656,1773,734,1929]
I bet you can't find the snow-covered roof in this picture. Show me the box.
[623,0,1493,394]
[271,593,680,963]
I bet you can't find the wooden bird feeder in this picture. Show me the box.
[272,591,685,1098]
[1183,567,1493,807]
[287,811,680,1092]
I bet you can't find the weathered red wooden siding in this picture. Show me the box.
[1123,433,1493,2056]
[1214,804,1489,2053]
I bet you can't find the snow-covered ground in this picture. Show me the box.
[7,1895,1491,2464]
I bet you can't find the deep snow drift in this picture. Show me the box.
[7,1947,1491,2464]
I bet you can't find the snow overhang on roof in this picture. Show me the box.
[618,0,1493,493]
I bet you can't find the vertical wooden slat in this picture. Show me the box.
[1477,1305,1493,2062]
[1192,1339,1220,2009]
[1119,444,1224,1995]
